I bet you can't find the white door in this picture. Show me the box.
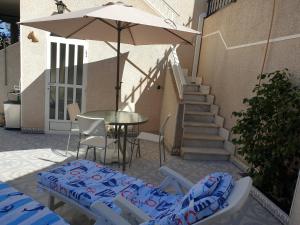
[45,36,88,132]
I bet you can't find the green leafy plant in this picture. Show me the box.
[232,69,300,212]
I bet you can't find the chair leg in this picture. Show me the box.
[136,139,141,157]
[129,140,134,168]
[66,130,71,156]
[85,146,90,160]
[159,142,162,167]
[93,147,96,162]
[104,146,107,165]
[117,142,120,168]
[76,133,81,159]
[163,141,166,162]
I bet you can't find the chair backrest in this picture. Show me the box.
[289,170,300,225]
[159,114,171,136]
[77,115,107,137]
[195,176,252,225]
[67,103,80,122]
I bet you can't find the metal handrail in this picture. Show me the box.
[169,46,186,100]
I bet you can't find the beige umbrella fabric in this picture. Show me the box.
[20,2,200,110]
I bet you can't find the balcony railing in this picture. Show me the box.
[144,0,180,22]
[207,0,237,17]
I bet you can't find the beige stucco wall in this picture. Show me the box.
[20,0,185,132]
[160,67,179,149]
[198,0,300,131]
[0,42,20,113]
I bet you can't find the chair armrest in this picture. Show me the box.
[114,195,151,224]
[159,166,194,194]
[90,201,131,225]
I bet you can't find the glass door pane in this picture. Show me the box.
[76,45,84,85]
[58,87,65,120]
[49,86,56,119]
[68,44,75,84]
[59,43,66,84]
[50,43,57,83]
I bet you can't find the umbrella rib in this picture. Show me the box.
[163,28,192,45]
[122,23,138,29]
[128,27,136,45]
[97,18,118,30]
[66,18,97,38]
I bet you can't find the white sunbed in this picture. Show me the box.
[38,160,252,225]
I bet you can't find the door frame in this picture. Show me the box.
[44,34,88,133]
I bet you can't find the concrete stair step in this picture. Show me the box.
[184,121,219,127]
[182,133,224,148]
[184,92,206,95]
[183,84,200,92]
[183,92,207,102]
[183,133,224,141]
[184,101,211,112]
[184,111,215,123]
[181,147,230,161]
[184,122,219,135]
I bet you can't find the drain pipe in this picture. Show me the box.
[258,0,276,86]
[191,13,206,83]
[4,41,7,85]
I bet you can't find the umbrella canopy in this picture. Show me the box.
[20,2,200,110]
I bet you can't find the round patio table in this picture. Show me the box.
[81,110,148,171]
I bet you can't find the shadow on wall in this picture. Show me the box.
[133,49,171,132]
[21,45,170,132]
[85,52,128,111]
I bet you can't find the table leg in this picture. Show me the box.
[122,125,128,171]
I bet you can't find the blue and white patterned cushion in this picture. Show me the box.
[0,182,68,225]
[38,160,181,216]
[143,172,234,225]
[38,160,234,225]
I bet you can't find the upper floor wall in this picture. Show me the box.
[198,0,300,130]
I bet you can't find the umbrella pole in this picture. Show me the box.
[116,24,121,112]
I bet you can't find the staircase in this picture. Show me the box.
[180,82,231,161]
[142,0,232,161]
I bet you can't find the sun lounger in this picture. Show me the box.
[38,160,252,225]
[0,181,68,225]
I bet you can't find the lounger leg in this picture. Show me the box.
[48,195,55,210]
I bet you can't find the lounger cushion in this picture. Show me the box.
[143,172,234,225]
[38,160,182,218]
[0,182,68,225]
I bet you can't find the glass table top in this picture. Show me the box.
[82,110,148,125]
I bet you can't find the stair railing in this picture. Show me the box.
[143,0,180,22]
[170,46,186,100]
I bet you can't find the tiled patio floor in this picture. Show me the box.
[0,128,283,225]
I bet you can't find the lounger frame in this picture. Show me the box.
[39,166,252,225]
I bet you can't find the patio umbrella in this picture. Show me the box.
[20,2,200,111]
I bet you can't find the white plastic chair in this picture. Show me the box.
[130,114,171,167]
[77,115,117,165]
[66,103,80,156]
